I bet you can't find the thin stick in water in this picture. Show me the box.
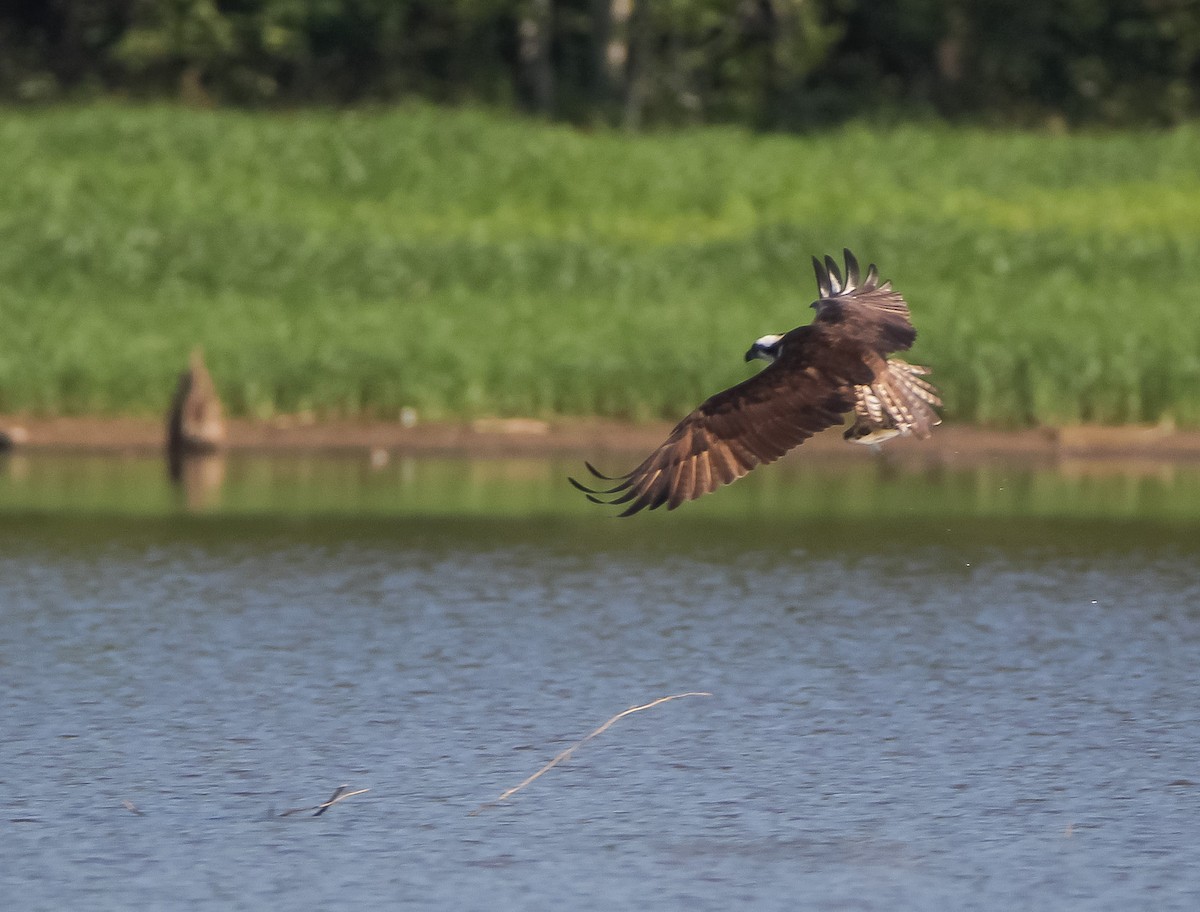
[471,691,712,815]
[278,785,370,818]
[313,785,370,817]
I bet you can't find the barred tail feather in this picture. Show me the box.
[845,359,942,445]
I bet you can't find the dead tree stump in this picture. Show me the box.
[166,349,226,477]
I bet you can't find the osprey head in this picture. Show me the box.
[745,333,784,363]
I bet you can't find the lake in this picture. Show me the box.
[2,452,1199,910]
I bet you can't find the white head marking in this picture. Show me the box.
[748,333,784,363]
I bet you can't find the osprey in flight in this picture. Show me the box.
[570,249,941,516]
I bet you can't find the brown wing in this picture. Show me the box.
[570,325,869,516]
[812,249,917,355]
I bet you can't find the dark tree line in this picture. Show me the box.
[3,1,1199,127]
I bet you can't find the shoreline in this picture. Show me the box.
[3,415,1200,465]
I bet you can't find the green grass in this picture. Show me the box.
[1,103,1199,426]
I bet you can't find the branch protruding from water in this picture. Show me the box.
[278,785,371,818]
[470,691,712,815]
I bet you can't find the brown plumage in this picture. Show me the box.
[570,249,940,516]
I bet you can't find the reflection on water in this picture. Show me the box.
[168,453,228,512]
[3,451,1200,526]
[2,453,1200,910]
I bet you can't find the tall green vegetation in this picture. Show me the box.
[0,104,1198,426]
[3,1,1200,127]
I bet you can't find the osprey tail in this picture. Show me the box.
[845,359,942,445]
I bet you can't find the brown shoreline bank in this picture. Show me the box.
[3,415,1200,466]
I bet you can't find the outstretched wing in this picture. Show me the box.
[570,325,868,516]
[812,249,917,355]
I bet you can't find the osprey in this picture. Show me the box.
[570,249,941,516]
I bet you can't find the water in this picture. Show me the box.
[3,454,1200,910]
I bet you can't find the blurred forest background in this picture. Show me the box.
[4,0,1200,127]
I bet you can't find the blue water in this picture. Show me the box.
[2,457,1200,910]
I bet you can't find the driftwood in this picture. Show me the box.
[471,691,712,815]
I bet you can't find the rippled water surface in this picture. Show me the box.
[3,454,1200,910]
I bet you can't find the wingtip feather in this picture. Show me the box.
[812,255,830,298]
[824,255,843,293]
[569,475,631,496]
[568,475,597,494]
[843,248,860,288]
[584,461,630,481]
